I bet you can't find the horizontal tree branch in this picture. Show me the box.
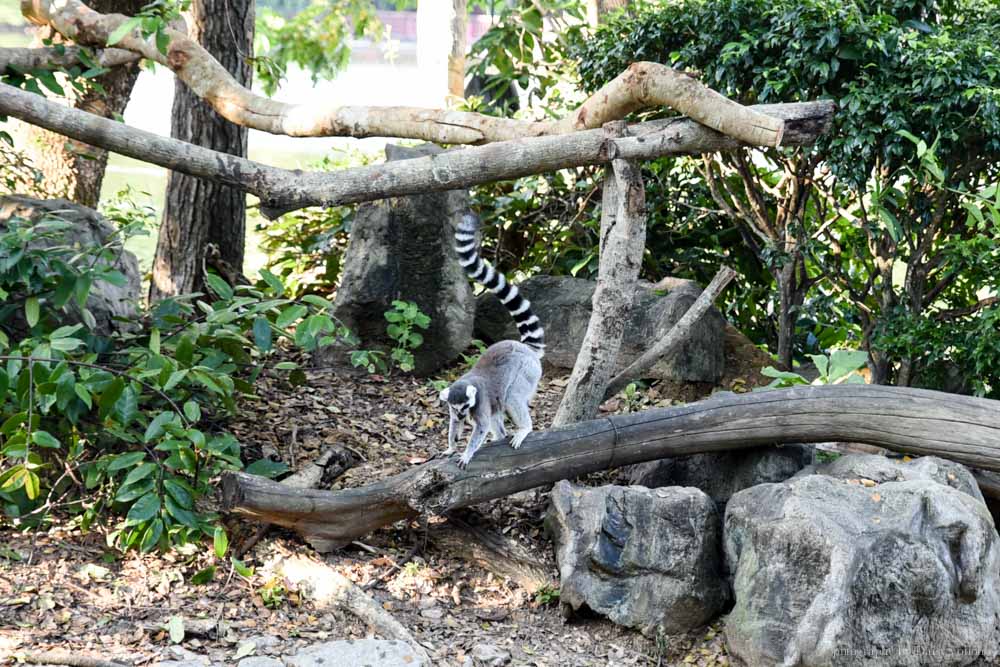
[0,81,834,217]
[23,0,784,145]
[0,46,139,73]
[220,385,1000,550]
[934,296,999,321]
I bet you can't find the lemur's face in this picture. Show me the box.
[440,384,477,418]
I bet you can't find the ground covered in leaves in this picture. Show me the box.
[1,341,762,666]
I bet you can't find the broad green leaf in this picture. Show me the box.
[144,411,176,442]
[140,517,163,552]
[204,273,234,300]
[107,451,145,471]
[828,350,869,382]
[252,316,272,352]
[163,370,188,391]
[214,526,229,559]
[276,305,307,328]
[107,17,141,46]
[121,461,157,487]
[24,471,40,499]
[183,400,201,422]
[232,557,254,577]
[806,354,830,379]
[164,494,198,527]
[149,328,161,355]
[25,297,40,328]
[190,566,216,585]
[125,491,160,525]
[50,324,83,339]
[163,478,193,509]
[31,430,60,449]
[50,338,83,352]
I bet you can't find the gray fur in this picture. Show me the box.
[442,340,542,468]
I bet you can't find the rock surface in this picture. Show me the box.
[724,455,1000,666]
[0,195,141,336]
[332,143,474,376]
[546,480,728,636]
[628,446,812,510]
[284,639,427,667]
[475,275,725,383]
[470,643,512,666]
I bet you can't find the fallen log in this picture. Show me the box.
[220,385,1000,549]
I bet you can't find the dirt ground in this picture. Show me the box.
[0,338,763,666]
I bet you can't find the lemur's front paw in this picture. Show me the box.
[458,451,474,469]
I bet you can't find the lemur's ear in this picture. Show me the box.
[439,388,450,403]
[465,384,477,406]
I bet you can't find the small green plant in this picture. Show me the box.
[534,585,560,606]
[350,349,388,374]
[621,382,647,413]
[459,339,488,367]
[260,578,287,609]
[758,350,868,390]
[384,300,430,373]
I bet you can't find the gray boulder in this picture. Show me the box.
[724,455,1000,666]
[475,275,725,383]
[284,639,427,667]
[0,195,141,336]
[546,481,728,636]
[332,144,474,376]
[628,446,812,511]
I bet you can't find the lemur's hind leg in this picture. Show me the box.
[507,399,533,449]
[489,413,507,441]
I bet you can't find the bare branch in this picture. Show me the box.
[0,82,834,217]
[23,0,784,145]
[0,46,139,73]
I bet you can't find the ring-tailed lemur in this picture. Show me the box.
[439,213,545,469]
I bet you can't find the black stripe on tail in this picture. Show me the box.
[457,213,545,356]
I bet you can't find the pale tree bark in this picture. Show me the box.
[553,121,646,427]
[22,0,785,148]
[448,0,467,100]
[149,0,253,301]
[587,0,628,27]
[0,46,139,71]
[0,83,835,217]
[12,0,146,208]
[220,385,1000,549]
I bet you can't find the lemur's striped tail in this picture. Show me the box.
[456,213,545,356]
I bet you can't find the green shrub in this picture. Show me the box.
[0,206,352,551]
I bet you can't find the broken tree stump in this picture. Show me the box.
[220,385,1000,549]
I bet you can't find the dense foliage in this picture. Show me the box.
[573,0,1000,388]
[0,206,354,548]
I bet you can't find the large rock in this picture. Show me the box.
[0,195,141,336]
[475,275,725,383]
[332,144,474,376]
[284,640,427,667]
[546,480,728,636]
[628,446,812,511]
[724,455,1000,666]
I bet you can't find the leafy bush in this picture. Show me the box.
[0,206,352,550]
[758,350,868,390]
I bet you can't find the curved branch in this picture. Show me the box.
[0,46,139,73]
[22,0,783,146]
[0,81,833,218]
[221,385,1000,550]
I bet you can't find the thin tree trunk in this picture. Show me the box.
[150,0,253,301]
[553,121,646,426]
[12,0,145,207]
[448,0,467,100]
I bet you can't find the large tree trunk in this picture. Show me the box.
[149,0,253,301]
[12,0,145,207]
[553,122,646,426]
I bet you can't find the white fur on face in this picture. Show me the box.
[465,384,477,408]
[439,388,450,403]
